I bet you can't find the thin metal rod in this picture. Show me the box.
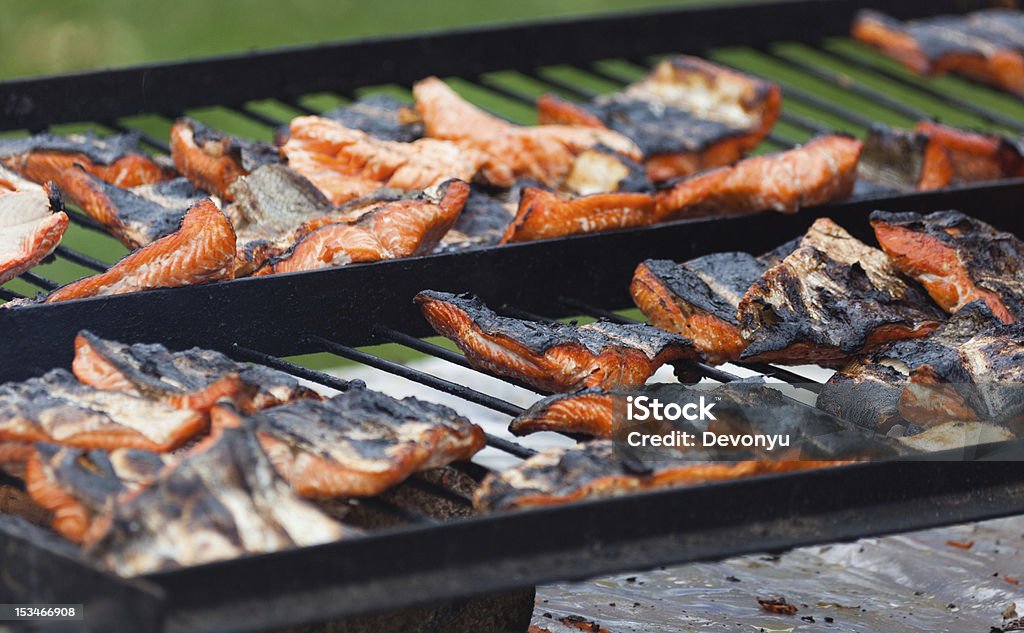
[101,120,171,154]
[18,271,58,291]
[0,287,25,301]
[823,45,1024,134]
[280,97,319,116]
[229,344,361,393]
[54,246,108,272]
[65,208,109,233]
[233,104,286,128]
[527,70,598,100]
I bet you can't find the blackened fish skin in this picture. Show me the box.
[0,132,150,166]
[871,209,1024,324]
[416,290,701,392]
[321,95,424,143]
[86,427,350,576]
[187,119,279,172]
[643,254,764,325]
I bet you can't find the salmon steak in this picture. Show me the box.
[281,115,486,205]
[538,56,781,181]
[45,198,235,303]
[473,439,840,512]
[631,253,769,364]
[0,369,206,452]
[25,444,168,542]
[86,427,353,576]
[0,131,175,188]
[413,76,640,188]
[241,389,485,498]
[654,135,862,220]
[871,210,1024,324]
[852,9,1024,96]
[254,179,469,275]
[277,94,423,144]
[509,388,617,438]
[58,166,205,249]
[0,166,69,285]
[169,118,279,201]
[73,330,320,412]
[738,218,944,365]
[500,187,657,243]
[415,290,702,392]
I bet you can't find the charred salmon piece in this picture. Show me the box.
[816,361,910,435]
[898,420,1015,452]
[654,135,862,220]
[0,132,175,188]
[413,76,640,188]
[0,369,206,452]
[45,198,235,303]
[58,166,204,249]
[631,253,767,364]
[738,218,944,366]
[538,56,781,182]
[415,290,702,392]
[563,146,654,196]
[25,444,168,543]
[85,426,353,576]
[500,187,656,243]
[0,441,34,479]
[277,94,423,144]
[852,9,1024,96]
[858,123,954,193]
[0,166,69,285]
[282,115,485,205]
[438,183,521,251]
[509,388,616,438]
[253,179,469,275]
[247,390,485,498]
[169,118,279,201]
[473,440,839,512]
[871,210,1024,324]
[915,120,1024,183]
[73,330,320,412]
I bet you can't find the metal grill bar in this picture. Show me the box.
[18,271,58,291]
[0,288,25,301]
[102,119,171,154]
[53,246,109,272]
[229,344,361,393]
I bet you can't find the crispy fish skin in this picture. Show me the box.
[737,218,943,366]
[0,167,69,285]
[631,254,767,364]
[275,95,423,145]
[852,9,1024,96]
[86,427,352,576]
[246,390,485,498]
[282,115,485,205]
[473,440,838,512]
[509,388,615,437]
[254,179,469,275]
[499,187,656,243]
[45,199,236,303]
[170,119,279,201]
[416,290,702,392]
[816,361,909,434]
[72,330,319,412]
[413,76,641,188]
[858,124,953,192]
[0,132,175,188]
[58,166,203,249]
[871,210,1024,324]
[654,135,862,220]
[539,56,781,181]
[0,369,206,452]
[915,120,1024,183]
[25,444,167,543]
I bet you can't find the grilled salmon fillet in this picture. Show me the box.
[538,56,781,181]
[0,166,68,285]
[631,253,769,364]
[278,94,423,144]
[0,441,34,479]
[738,218,944,365]
[416,290,702,392]
[474,440,840,512]
[413,76,641,188]
[853,9,1024,96]
[244,390,485,498]
[0,132,175,188]
[655,135,862,220]
[0,369,206,452]
[58,166,204,249]
[45,198,235,303]
[86,427,352,576]
[169,118,279,201]
[871,210,1024,324]
[282,115,486,205]
[254,179,468,275]
[500,187,657,243]
[73,330,320,412]
[25,444,168,543]
[509,388,616,438]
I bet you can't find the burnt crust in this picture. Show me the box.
[642,253,766,325]
[320,95,424,143]
[86,175,202,245]
[184,118,279,172]
[0,132,148,165]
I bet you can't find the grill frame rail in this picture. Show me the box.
[3,1,1024,631]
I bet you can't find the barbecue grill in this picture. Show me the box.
[3,0,1024,631]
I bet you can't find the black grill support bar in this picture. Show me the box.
[102,119,172,154]
[53,246,109,273]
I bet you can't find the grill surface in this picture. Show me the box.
[3,1,1024,632]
